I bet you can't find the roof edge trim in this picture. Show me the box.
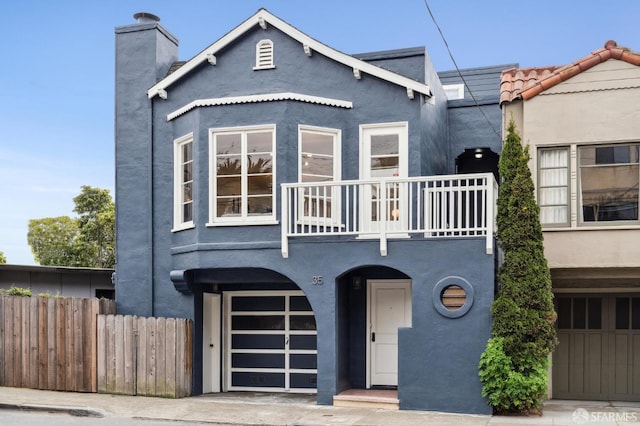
[167,92,353,121]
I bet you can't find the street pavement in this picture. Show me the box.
[1,386,639,425]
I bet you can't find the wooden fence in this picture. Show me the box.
[0,296,192,398]
[0,295,115,392]
[97,315,192,398]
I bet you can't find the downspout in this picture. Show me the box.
[149,93,155,317]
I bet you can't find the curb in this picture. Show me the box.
[0,402,104,417]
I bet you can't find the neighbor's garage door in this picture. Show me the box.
[554,295,640,401]
[225,291,317,392]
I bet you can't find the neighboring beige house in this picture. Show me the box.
[500,40,640,402]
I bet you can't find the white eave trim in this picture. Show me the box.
[148,9,431,100]
[167,92,353,121]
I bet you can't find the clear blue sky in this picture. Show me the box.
[1,0,638,265]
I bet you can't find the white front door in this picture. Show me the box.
[367,280,412,387]
[203,293,221,393]
[360,123,408,234]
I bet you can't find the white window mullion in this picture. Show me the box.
[241,133,248,218]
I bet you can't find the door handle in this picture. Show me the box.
[371,332,375,342]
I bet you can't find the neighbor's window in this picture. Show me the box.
[579,143,639,223]
[538,147,569,225]
[210,126,275,224]
[254,39,275,70]
[173,133,194,231]
[298,126,341,223]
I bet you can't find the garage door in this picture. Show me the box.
[225,291,317,392]
[554,295,640,401]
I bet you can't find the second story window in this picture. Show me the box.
[254,39,275,70]
[298,126,341,223]
[579,143,639,223]
[173,134,194,231]
[538,147,569,225]
[210,125,276,225]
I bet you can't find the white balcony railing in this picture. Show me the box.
[280,173,498,258]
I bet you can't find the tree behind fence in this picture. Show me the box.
[97,315,192,398]
[0,296,115,392]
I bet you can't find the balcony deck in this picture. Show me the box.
[281,172,498,258]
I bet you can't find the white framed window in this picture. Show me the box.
[538,147,570,225]
[443,83,464,100]
[298,125,341,224]
[579,143,639,224]
[254,39,275,70]
[173,133,195,231]
[209,125,276,225]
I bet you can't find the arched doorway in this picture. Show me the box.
[196,268,317,394]
[336,266,411,391]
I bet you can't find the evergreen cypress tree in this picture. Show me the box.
[493,118,557,369]
[479,119,558,413]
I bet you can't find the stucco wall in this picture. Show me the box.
[503,61,640,272]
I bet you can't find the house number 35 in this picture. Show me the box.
[312,276,323,285]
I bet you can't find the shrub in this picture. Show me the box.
[6,286,33,297]
[479,337,548,414]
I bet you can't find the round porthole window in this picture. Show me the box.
[433,276,474,318]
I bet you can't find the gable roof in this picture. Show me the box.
[500,40,640,105]
[148,8,431,100]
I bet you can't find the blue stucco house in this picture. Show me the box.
[114,9,511,414]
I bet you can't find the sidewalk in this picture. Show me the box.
[1,386,639,425]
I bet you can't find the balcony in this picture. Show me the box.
[281,173,498,258]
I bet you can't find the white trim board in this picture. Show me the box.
[168,92,352,121]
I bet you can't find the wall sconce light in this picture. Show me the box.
[352,276,361,290]
[474,148,484,159]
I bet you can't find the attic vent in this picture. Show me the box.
[254,39,275,70]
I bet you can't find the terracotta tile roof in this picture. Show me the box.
[500,40,640,104]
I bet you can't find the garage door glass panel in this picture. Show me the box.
[290,354,317,369]
[573,298,586,329]
[290,315,316,330]
[232,372,285,388]
[290,373,317,389]
[617,298,630,330]
[588,298,602,329]
[232,353,285,368]
[290,335,317,350]
[232,296,285,311]
[633,298,640,330]
[232,315,285,330]
[232,334,284,349]
[557,298,571,329]
[290,296,312,311]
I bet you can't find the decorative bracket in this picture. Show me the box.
[207,53,217,65]
[303,44,312,57]
[157,89,168,100]
[258,16,267,30]
[353,68,361,80]
[170,269,192,294]
[406,88,415,100]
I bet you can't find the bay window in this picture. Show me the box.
[210,125,276,224]
[173,134,194,231]
[579,143,639,223]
